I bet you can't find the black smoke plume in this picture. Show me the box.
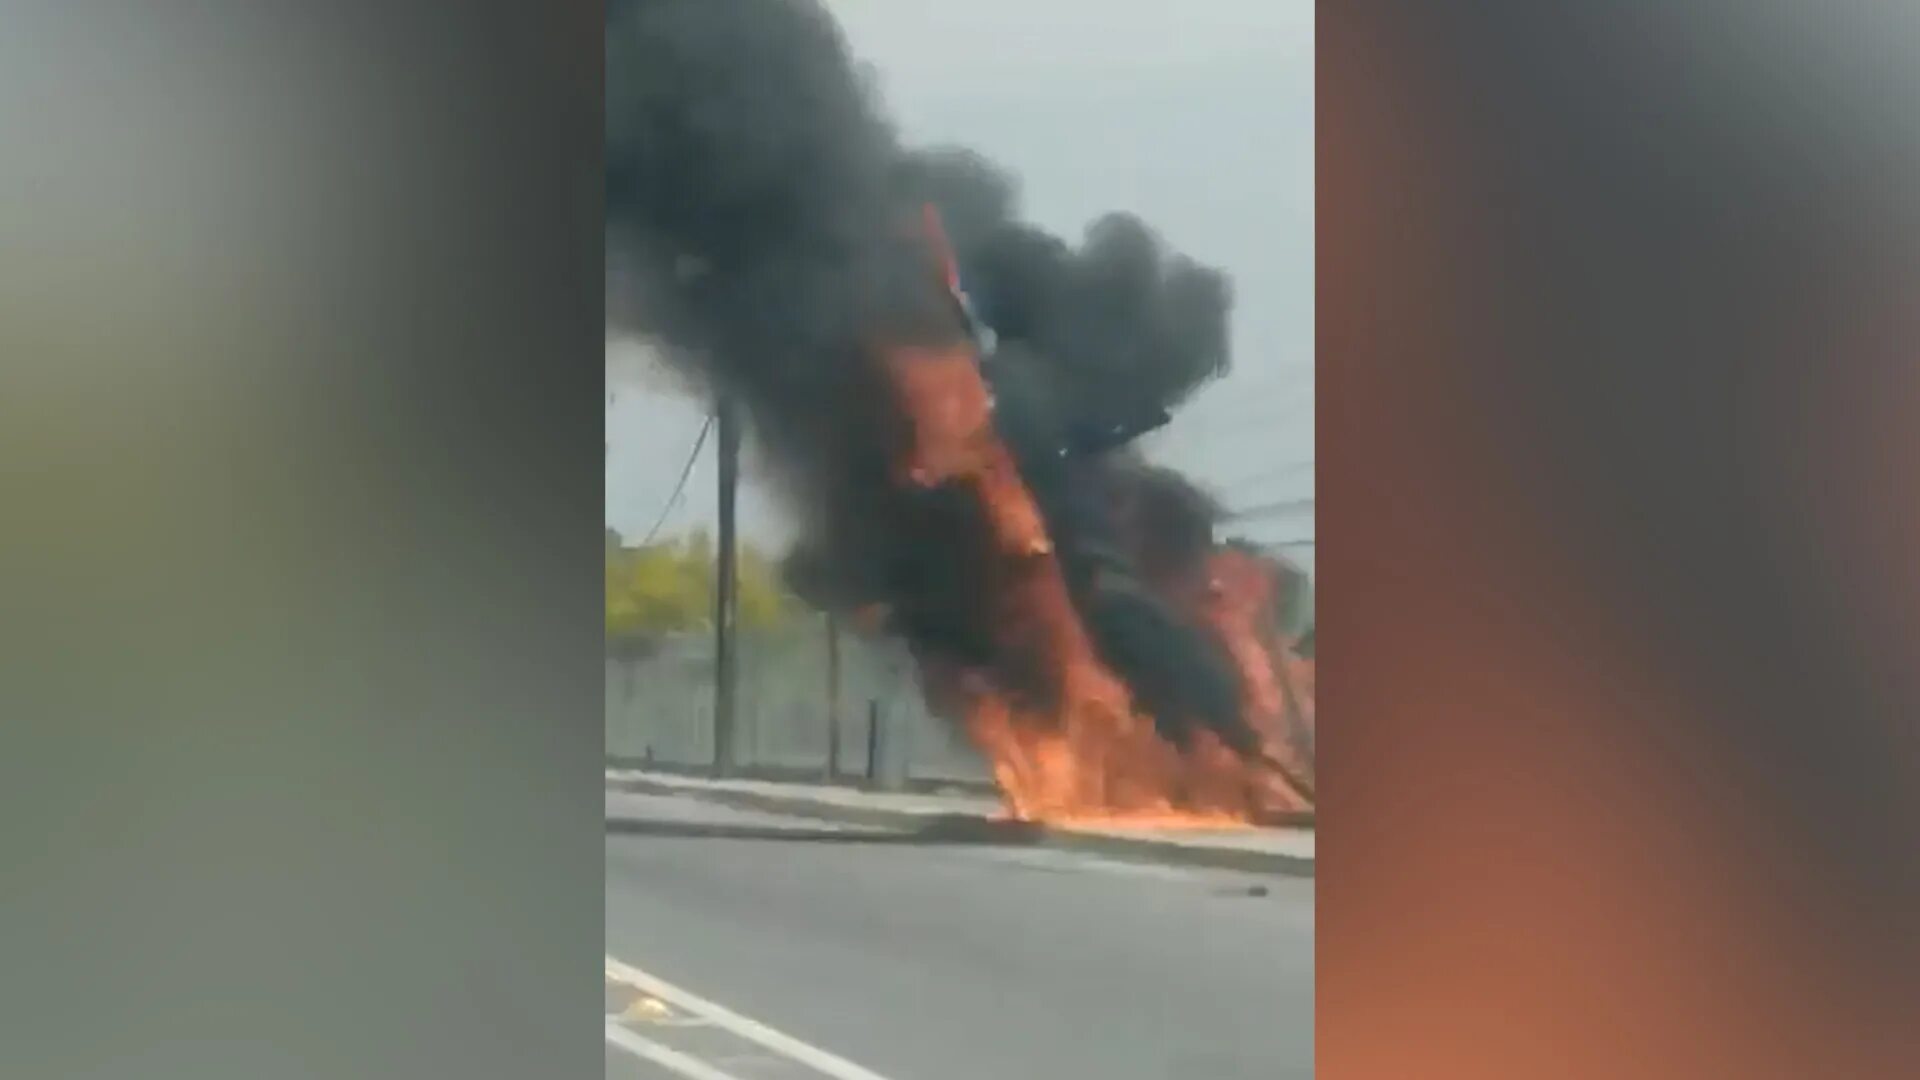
[607,0,1261,763]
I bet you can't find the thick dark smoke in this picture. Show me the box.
[892,146,1233,446]
[607,0,1260,762]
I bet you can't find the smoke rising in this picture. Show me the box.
[607,0,1273,772]
[892,146,1234,444]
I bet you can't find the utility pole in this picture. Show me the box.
[711,394,741,778]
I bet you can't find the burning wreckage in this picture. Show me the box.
[853,204,1317,824]
[607,0,1314,825]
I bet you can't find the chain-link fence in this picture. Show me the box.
[607,550,1312,790]
[606,617,993,789]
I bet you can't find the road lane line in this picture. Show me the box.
[606,955,897,1080]
[604,1021,747,1080]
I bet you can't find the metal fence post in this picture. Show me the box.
[824,614,842,783]
[825,699,842,784]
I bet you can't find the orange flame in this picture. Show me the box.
[1188,546,1317,799]
[881,344,1313,825]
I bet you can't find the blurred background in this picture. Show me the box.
[0,6,605,1078]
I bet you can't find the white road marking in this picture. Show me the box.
[606,955,898,1080]
[604,1021,748,1080]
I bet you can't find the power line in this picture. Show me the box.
[1224,496,1315,520]
[637,414,713,545]
[1216,460,1315,492]
[1176,401,1314,439]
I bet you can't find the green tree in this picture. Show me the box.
[734,543,794,629]
[606,529,797,650]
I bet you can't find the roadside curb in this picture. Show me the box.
[607,773,1314,878]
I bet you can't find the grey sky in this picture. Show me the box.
[607,0,1314,572]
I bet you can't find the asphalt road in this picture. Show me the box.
[604,791,1313,1079]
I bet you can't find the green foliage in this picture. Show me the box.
[732,543,791,629]
[605,528,797,645]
